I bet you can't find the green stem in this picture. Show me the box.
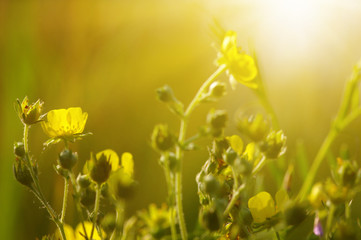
[60,177,69,223]
[69,172,88,239]
[297,129,337,201]
[163,153,177,240]
[223,183,246,217]
[23,125,66,240]
[174,65,226,240]
[326,204,336,235]
[90,184,101,240]
[110,201,125,240]
[345,201,351,219]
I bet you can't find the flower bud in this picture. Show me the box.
[58,149,78,170]
[203,175,220,196]
[13,157,33,187]
[77,174,91,188]
[284,203,307,226]
[90,153,112,184]
[14,142,25,157]
[237,113,270,142]
[151,124,176,152]
[160,152,179,172]
[156,85,176,103]
[207,109,228,129]
[108,169,135,200]
[225,147,237,165]
[259,130,287,159]
[209,81,226,98]
[201,209,220,231]
[15,97,44,125]
[337,160,357,187]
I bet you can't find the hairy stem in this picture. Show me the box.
[23,125,66,240]
[90,184,101,240]
[175,65,226,240]
[60,178,69,223]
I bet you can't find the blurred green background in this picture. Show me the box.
[2,0,361,239]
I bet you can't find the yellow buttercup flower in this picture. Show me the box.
[217,31,258,89]
[41,107,88,138]
[248,190,289,223]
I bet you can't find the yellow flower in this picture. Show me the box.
[55,222,105,240]
[248,190,289,223]
[41,107,88,138]
[217,31,258,89]
[226,135,244,155]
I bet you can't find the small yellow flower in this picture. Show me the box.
[41,107,88,138]
[227,135,244,155]
[248,190,289,223]
[217,31,258,89]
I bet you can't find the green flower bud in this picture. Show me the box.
[160,152,179,172]
[77,174,91,188]
[201,209,220,231]
[337,160,357,187]
[259,130,287,159]
[225,147,237,165]
[156,85,176,103]
[237,113,270,142]
[13,157,33,187]
[234,157,253,176]
[14,142,25,157]
[151,124,176,152]
[90,153,112,184]
[207,109,228,129]
[284,203,307,226]
[58,149,78,170]
[54,165,69,178]
[203,175,220,196]
[209,81,226,98]
[109,169,135,200]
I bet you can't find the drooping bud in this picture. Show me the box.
[58,149,78,170]
[14,142,25,157]
[207,109,228,138]
[209,81,226,98]
[156,85,184,117]
[13,157,33,187]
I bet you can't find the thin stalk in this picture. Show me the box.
[110,201,125,240]
[162,153,177,240]
[60,178,69,223]
[326,205,336,235]
[23,125,66,240]
[90,184,101,240]
[175,65,226,240]
[69,172,88,239]
[297,129,337,201]
[223,183,246,217]
[345,200,352,219]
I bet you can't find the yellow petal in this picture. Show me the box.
[227,135,243,155]
[121,152,134,177]
[248,191,276,223]
[75,221,105,240]
[97,149,119,172]
[55,224,75,240]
